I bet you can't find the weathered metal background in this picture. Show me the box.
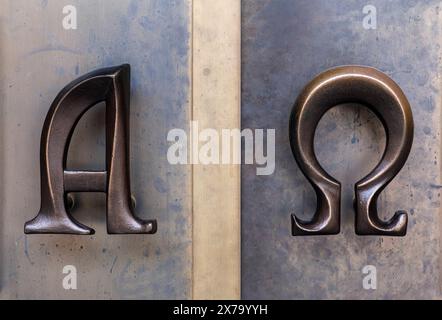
[0,0,191,299]
[242,0,442,299]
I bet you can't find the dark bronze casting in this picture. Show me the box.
[289,65,413,236]
[25,64,157,235]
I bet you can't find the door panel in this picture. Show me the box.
[0,0,192,299]
[241,0,441,299]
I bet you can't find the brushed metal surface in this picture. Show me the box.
[0,0,191,299]
[242,0,441,299]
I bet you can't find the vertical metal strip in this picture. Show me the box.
[192,0,241,299]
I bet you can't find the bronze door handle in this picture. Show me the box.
[289,65,413,236]
[25,64,157,235]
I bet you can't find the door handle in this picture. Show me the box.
[25,64,157,235]
[289,65,413,236]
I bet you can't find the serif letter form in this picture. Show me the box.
[25,64,157,235]
[289,65,414,236]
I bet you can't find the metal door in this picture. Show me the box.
[0,0,192,299]
[241,0,442,299]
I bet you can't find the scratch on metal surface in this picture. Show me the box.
[110,256,118,274]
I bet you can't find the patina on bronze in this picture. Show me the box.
[25,64,157,235]
[289,65,413,236]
